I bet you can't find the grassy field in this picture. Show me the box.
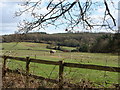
[1,42,119,87]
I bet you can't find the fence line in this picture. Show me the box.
[1,55,120,88]
[1,55,120,72]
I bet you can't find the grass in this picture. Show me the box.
[2,42,49,50]
[60,46,76,51]
[1,42,119,88]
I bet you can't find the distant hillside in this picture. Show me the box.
[2,32,113,43]
[2,32,119,53]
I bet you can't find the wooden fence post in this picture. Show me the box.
[59,60,64,89]
[2,56,7,77]
[25,57,30,88]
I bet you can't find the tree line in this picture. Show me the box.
[2,32,119,53]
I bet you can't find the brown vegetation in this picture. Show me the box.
[3,72,95,88]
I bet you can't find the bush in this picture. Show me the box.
[71,49,79,52]
[90,34,115,53]
[78,44,88,52]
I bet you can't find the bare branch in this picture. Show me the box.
[16,0,116,33]
[104,0,116,26]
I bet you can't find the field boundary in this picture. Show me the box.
[1,55,120,88]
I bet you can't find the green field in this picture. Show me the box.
[1,42,119,87]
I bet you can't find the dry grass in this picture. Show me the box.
[2,72,97,88]
[2,72,41,88]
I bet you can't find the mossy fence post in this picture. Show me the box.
[2,56,7,77]
[59,60,64,89]
[25,57,30,88]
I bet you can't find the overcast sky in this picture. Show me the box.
[0,1,21,35]
[0,0,119,35]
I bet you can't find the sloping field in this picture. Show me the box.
[1,42,119,88]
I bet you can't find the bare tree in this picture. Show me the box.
[15,0,117,33]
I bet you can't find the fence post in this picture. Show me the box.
[25,57,30,88]
[59,60,64,89]
[2,56,7,77]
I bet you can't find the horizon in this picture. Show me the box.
[0,31,116,36]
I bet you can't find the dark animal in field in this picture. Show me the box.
[50,50,56,54]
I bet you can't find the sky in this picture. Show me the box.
[0,0,119,35]
[0,1,21,35]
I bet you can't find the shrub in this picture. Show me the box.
[78,44,88,52]
[71,49,79,52]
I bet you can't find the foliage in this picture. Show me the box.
[2,32,119,53]
[78,44,89,52]
[59,39,80,47]
[90,34,120,53]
